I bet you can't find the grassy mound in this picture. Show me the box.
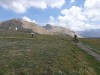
[0,32,100,75]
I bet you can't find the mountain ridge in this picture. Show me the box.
[0,18,82,38]
[0,19,52,35]
[43,24,82,38]
[77,29,100,38]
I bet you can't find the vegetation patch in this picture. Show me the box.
[0,32,100,75]
[80,38,100,54]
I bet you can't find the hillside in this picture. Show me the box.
[0,19,52,35]
[43,24,82,38]
[0,32,100,75]
[0,19,83,37]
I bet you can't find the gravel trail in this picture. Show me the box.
[76,42,100,61]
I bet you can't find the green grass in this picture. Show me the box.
[0,32,100,75]
[80,38,100,54]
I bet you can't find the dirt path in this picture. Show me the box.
[76,42,100,61]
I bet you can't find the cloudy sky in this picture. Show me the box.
[0,0,100,31]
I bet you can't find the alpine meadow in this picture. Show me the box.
[0,0,100,75]
[0,30,100,75]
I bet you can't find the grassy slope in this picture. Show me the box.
[80,38,100,54]
[0,31,100,75]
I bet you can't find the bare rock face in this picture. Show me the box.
[0,19,52,35]
[43,24,83,38]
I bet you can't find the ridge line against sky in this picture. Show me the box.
[0,0,100,31]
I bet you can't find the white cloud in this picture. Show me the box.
[48,16,58,26]
[0,0,65,13]
[48,6,88,31]
[22,16,38,24]
[61,6,87,21]
[70,0,76,3]
[48,5,100,31]
[12,2,26,13]
[84,0,100,21]
[46,0,65,8]
[0,0,27,13]
[47,0,100,31]
[84,0,100,9]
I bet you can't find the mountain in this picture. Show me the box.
[0,19,52,35]
[77,29,100,38]
[0,19,84,37]
[43,24,82,38]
